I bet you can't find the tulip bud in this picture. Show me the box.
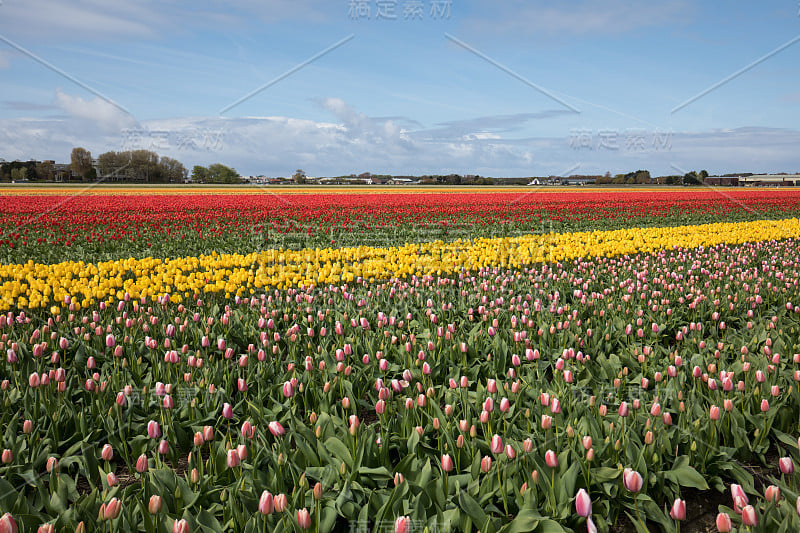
[148,495,162,514]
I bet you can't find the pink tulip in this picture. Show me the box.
[104,498,121,520]
[575,488,592,517]
[550,398,561,414]
[483,397,494,413]
[158,440,169,455]
[623,468,643,492]
[441,454,453,472]
[480,456,492,473]
[715,512,732,532]
[274,493,288,512]
[505,444,516,459]
[147,420,161,439]
[774,454,793,476]
[741,505,757,526]
[395,516,411,533]
[136,454,149,473]
[283,381,294,398]
[226,449,240,468]
[760,399,770,412]
[269,421,285,437]
[148,495,162,514]
[0,513,17,533]
[670,498,686,520]
[618,402,629,417]
[765,485,780,502]
[258,491,274,514]
[710,405,720,420]
[490,434,503,454]
[222,403,233,419]
[545,449,558,468]
[297,509,311,530]
[172,519,189,533]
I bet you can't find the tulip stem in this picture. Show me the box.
[497,460,509,517]
[633,494,646,530]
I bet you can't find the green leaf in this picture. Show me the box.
[535,520,568,533]
[500,509,541,533]
[593,467,621,483]
[456,489,495,533]
[196,508,223,533]
[324,436,353,468]
[664,456,709,490]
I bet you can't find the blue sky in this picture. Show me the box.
[1,0,799,177]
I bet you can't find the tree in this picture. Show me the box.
[96,150,187,182]
[683,171,701,185]
[71,147,93,180]
[293,169,307,184]
[197,163,240,184]
[634,170,651,184]
[191,166,209,182]
[36,161,55,181]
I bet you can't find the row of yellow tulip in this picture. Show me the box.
[2,218,799,313]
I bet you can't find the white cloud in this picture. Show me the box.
[0,0,328,42]
[53,88,137,132]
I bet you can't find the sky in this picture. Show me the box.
[1,0,799,177]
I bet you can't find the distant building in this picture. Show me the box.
[560,177,595,186]
[739,174,800,187]
[704,177,740,186]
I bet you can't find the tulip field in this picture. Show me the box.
[3,186,800,533]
